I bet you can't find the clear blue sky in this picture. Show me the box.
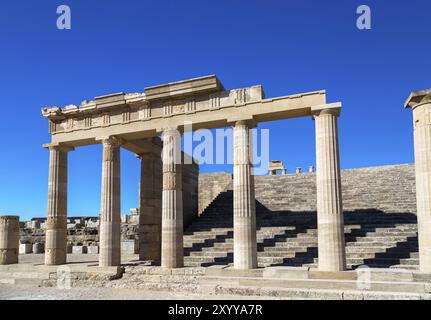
[0,0,430,220]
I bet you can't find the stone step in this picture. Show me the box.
[125,270,430,295]
[346,236,416,242]
[216,285,429,299]
[186,226,417,233]
[390,265,419,270]
[0,270,50,286]
[346,241,418,247]
[193,216,417,223]
[185,246,418,258]
[183,239,320,247]
[183,255,419,266]
[121,265,431,299]
[183,234,318,242]
[190,188,419,270]
[188,224,417,232]
[184,240,418,250]
[201,276,431,294]
[184,231,418,241]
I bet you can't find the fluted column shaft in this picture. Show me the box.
[161,128,183,268]
[411,100,431,273]
[138,151,162,260]
[45,145,72,265]
[233,120,257,269]
[313,107,346,272]
[99,138,121,267]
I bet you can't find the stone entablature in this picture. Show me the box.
[41,75,326,147]
[42,75,266,136]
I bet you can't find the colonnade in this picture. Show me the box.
[42,104,347,272]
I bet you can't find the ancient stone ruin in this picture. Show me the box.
[1,77,431,299]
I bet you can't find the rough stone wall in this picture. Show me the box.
[198,173,233,215]
[199,164,417,214]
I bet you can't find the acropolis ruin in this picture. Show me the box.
[1,76,431,300]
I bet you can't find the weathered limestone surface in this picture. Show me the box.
[312,104,346,272]
[45,145,72,265]
[0,216,19,265]
[406,89,431,273]
[233,120,257,269]
[99,138,121,267]
[161,129,184,268]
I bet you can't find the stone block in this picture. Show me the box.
[145,75,223,101]
[19,243,32,254]
[121,240,138,254]
[72,246,87,254]
[32,243,45,254]
[87,246,99,254]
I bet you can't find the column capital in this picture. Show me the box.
[43,143,75,152]
[97,136,122,147]
[311,103,341,119]
[230,119,257,129]
[405,89,431,110]
[156,126,183,135]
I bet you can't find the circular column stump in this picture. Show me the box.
[0,216,20,265]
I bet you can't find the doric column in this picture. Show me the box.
[405,90,431,273]
[0,216,19,265]
[138,150,162,261]
[161,128,183,268]
[45,144,73,265]
[99,137,121,267]
[312,103,346,272]
[233,120,257,269]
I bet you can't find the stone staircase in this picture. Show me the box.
[118,266,431,300]
[184,188,419,270]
